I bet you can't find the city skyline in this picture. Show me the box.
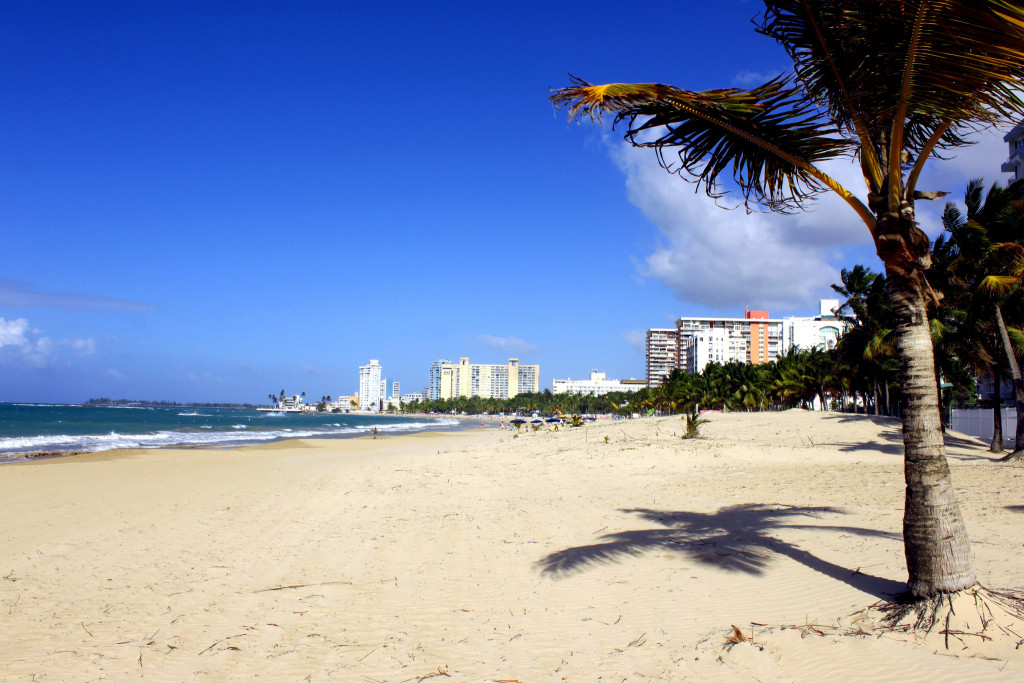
[1,2,1011,404]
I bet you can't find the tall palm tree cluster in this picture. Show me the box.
[931,179,1024,460]
[639,346,876,416]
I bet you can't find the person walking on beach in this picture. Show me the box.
[371,427,378,439]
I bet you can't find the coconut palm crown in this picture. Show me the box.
[550,0,1024,599]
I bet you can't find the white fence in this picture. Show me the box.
[950,408,1016,448]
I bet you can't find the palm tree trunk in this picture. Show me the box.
[885,266,976,597]
[991,368,1005,454]
[993,304,1024,461]
[873,377,881,416]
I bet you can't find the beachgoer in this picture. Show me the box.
[372,427,378,439]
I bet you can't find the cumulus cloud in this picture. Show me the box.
[595,95,1020,314]
[914,126,1012,236]
[478,334,539,354]
[612,141,871,311]
[0,317,96,367]
[0,278,157,311]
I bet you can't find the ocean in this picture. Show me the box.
[0,403,461,460]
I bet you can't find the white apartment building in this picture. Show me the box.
[1002,121,1024,180]
[676,312,784,371]
[275,395,304,412]
[359,359,383,411]
[646,328,679,387]
[552,371,646,396]
[682,328,750,374]
[647,299,851,377]
[783,299,847,352]
[438,357,540,400]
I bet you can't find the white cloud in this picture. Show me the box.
[732,70,784,88]
[0,278,157,311]
[0,317,96,367]
[612,142,871,312]
[608,118,1016,314]
[0,317,31,348]
[478,334,539,354]
[622,329,646,352]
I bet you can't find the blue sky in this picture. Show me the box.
[0,1,1013,403]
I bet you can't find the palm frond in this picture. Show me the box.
[979,274,1020,297]
[550,76,863,217]
[759,0,1024,195]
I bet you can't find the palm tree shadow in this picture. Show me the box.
[538,504,906,601]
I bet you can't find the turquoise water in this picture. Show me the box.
[0,403,459,458]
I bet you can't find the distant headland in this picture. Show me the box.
[83,398,258,409]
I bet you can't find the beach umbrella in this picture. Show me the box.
[511,418,526,424]
[531,419,543,424]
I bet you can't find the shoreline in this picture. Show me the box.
[2,411,1021,680]
[2,422,496,464]
[0,410,486,463]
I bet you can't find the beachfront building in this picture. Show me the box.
[276,395,304,411]
[783,299,848,352]
[676,310,785,373]
[681,328,751,374]
[438,357,540,400]
[552,371,647,396]
[648,300,848,377]
[359,360,383,411]
[646,328,679,387]
[428,359,452,400]
[401,391,426,404]
[326,395,355,412]
[1002,121,1024,180]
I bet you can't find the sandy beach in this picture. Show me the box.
[2,410,1022,681]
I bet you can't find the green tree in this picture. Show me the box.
[832,267,898,415]
[939,179,1024,459]
[550,0,1024,598]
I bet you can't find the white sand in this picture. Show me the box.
[1,410,1022,681]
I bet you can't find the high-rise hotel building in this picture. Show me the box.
[645,329,679,387]
[438,358,539,400]
[676,309,784,374]
[428,359,452,400]
[358,359,383,411]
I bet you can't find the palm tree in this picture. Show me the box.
[933,187,1008,451]
[938,179,1024,458]
[549,1,1024,598]
[833,267,897,415]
